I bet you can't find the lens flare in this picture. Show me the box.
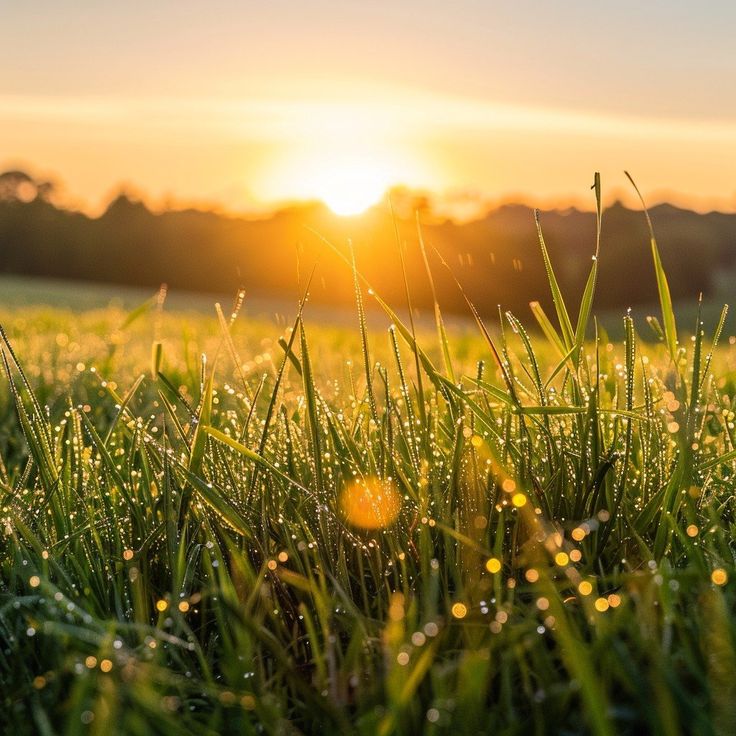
[339,477,401,529]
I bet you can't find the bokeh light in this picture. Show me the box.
[339,477,402,530]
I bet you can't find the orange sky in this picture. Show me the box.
[3,2,736,217]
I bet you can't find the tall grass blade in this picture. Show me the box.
[625,171,679,362]
[534,209,575,350]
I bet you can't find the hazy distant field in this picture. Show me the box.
[2,256,736,735]
[2,271,734,338]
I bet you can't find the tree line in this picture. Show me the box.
[1,169,734,319]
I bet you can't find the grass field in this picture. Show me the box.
[3,198,736,735]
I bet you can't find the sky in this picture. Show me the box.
[3,0,736,216]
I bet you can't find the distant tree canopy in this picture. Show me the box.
[0,170,55,204]
[1,169,735,318]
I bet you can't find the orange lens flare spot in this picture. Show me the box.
[711,568,728,586]
[485,557,502,574]
[451,602,468,619]
[571,527,586,542]
[339,477,401,530]
[578,581,593,596]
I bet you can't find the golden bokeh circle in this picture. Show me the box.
[339,477,402,529]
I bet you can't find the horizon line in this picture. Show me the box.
[5,168,735,224]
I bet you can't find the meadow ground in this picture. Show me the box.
[2,208,736,735]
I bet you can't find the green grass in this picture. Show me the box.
[3,189,736,735]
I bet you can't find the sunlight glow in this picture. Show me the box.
[263,147,423,216]
[319,173,382,215]
[306,155,391,215]
[255,101,431,214]
[4,91,736,213]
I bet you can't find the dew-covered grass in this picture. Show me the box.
[3,185,736,735]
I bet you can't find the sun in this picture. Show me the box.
[261,145,423,217]
[304,155,392,216]
[250,100,434,214]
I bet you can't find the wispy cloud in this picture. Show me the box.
[3,92,736,145]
